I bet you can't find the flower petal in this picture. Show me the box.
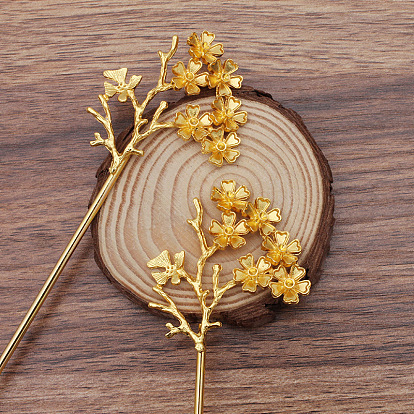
[233,111,248,125]
[257,256,272,273]
[223,59,238,75]
[178,127,193,141]
[172,77,186,89]
[174,112,187,127]
[223,149,240,163]
[257,273,272,288]
[287,239,302,254]
[235,185,250,200]
[187,33,199,48]
[188,58,202,73]
[104,82,118,97]
[201,30,215,44]
[233,268,248,282]
[193,128,208,142]
[242,279,257,292]
[209,151,224,166]
[262,236,276,252]
[295,280,311,295]
[239,254,254,269]
[217,83,232,96]
[201,139,214,154]
[199,113,213,127]
[173,251,185,268]
[118,90,128,102]
[261,222,276,236]
[269,281,285,298]
[273,265,288,282]
[147,250,171,268]
[103,68,127,83]
[208,43,224,57]
[282,289,299,304]
[222,211,236,227]
[211,187,224,201]
[275,231,290,246]
[229,235,246,249]
[256,197,271,212]
[215,235,229,248]
[185,82,201,95]
[212,97,225,112]
[196,73,209,87]
[229,75,243,89]
[171,61,186,77]
[227,96,241,111]
[225,132,240,147]
[268,208,282,223]
[128,74,142,89]
[221,180,236,193]
[151,271,169,286]
[209,220,224,236]
[210,128,224,143]
[234,220,249,235]
[290,265,306,281]
[281,253,298,267]
[186,104,200,118]
[171,272,181,285]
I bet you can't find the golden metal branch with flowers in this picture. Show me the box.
[147,179,311,413]
[0,31,248,376]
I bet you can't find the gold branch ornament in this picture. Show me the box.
[0,32,248,375]
[147,180,311,414]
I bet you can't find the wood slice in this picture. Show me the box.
[91,86,334,327]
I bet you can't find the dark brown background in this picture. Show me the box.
[1,1,413,413]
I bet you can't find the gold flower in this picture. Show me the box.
[171,59,208,95]
[201,127,240,166]
[209,211,249,249]
[147,250,185,286]
[233,254,273,292]
[245,197,282,236]
[262,231,301,267]
[187,31,224,64]
[269,265,310,304]
[211,96,248,132]
[208,59,243,97]
[103,68,142,102]
[174,104,213,142]
[211,180,250,212]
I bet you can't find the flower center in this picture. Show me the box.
[202,42,209,51]
[224,226,234,235]
[216,141,226,151]
[248,267,258,276]
[165,264,176,275]
[188,117,199,127]
[186,72,195,81]
[226,191,235,200]
[226,109,234,117]
[222,73,231,82]
[260,212,268,221]
[284,278,295,289]
[279,245,287,253]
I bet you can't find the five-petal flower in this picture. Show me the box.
[233,254,273,292]
[245,197,282,235]
[147,250,185,286]
[211,180,250,212]
[269,265,310,304]
[171,59,208,95]
[103,68,142,102]
[187,31,224,65]
[211,96,248,132]
[262,231,301,267]
[209,211,249,249]
[174,104,213,141]
[208,59,243,96]
[201,127,240,166]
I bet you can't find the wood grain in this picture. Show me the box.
[91,87,334,325]
[1,1,413,413]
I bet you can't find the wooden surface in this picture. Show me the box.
[0,1,413,413]
[91,87,334,326]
